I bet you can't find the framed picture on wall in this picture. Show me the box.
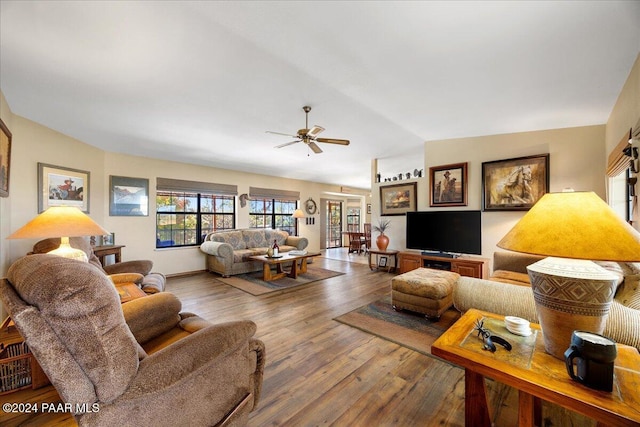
[0,118,12,198]
[429,162,468,207]
[482,153,549,211]
[109,175,149,216]
[38,163,90,213]
[379,182,417,216]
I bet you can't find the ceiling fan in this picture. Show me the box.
[266,106,350,154]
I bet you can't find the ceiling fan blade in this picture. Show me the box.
[307,125,325,137]
[316,138,350,146]
[266,130,298,138]
[275,140,301,148]
[308,141,323,154]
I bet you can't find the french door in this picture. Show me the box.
[326,200,342,249]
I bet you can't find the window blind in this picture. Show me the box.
[156,178,238,196]
[249,187,300,201]
[606,131,632,177]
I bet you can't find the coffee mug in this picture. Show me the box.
[564,331,617,392]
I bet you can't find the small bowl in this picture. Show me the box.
[504,316,532,336]
[507,324,532,337]
[505,316,529,327]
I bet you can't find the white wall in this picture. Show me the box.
[7,115,107,265]
[103,151,344,274]
[0,91,13,281]
[372,125,607,266]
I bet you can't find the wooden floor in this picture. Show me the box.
[0,249,591,426]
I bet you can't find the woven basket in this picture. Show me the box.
[0,342,33,394]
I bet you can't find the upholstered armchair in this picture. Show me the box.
[31,237,165,294]
[0,254,265,426]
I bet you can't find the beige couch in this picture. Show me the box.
[453,251,640,351]
[200,228,308,276]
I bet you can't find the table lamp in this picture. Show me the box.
[8,206,110,262]
[497,191,640,359]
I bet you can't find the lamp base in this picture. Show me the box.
[527,257,618,360]
[48,237,88,262]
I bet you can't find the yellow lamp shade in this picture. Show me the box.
[497,191,640,262]
[8,206,109,240]
[7,206,110,262]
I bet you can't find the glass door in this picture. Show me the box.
[326,201,342,248]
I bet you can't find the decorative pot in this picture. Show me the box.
[376,234,389,251]
[527,257,618,360]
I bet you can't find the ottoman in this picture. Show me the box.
[391,267,460,318]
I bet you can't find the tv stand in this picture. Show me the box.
[398,251,489,279]
[421,251,456,259]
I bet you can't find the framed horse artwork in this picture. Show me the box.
[482,154,549,211]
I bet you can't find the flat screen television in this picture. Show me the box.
[406,210,482,255]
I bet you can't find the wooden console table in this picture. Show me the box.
[93,244,125,265]
[431,309,640,427]
[398,251,488,278]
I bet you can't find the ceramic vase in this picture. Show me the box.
[376,234,389,251]
[526,257,618,360]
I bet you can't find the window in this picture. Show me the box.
[346,207,361,229]
[249,198,297,235]
[156,191,235,248]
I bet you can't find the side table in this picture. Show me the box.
[93,244,125,265]
[368,249,399,273]
[431,309,640,427]
[116,282,147,303]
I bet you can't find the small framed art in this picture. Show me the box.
[429,162,468,207]
[38,163,90,213]
[102,233,115,246]
[0,118,11,198]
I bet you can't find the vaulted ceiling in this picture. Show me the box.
[1,1,639,189]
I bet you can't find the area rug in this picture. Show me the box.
[334,295,460,355]
[217,266,344,296]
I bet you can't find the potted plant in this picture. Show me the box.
[373,219,391,251]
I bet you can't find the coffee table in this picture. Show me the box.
[249,252,321,281]
[431,309,640,427]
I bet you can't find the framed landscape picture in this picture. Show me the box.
[429,162,468,207]
[38,163,89,213]
[379,182,417,216]
[0,118,11,198]
[109,175,149,216]
[482,154,549,211]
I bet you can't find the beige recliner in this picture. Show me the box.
[0,254,265,427]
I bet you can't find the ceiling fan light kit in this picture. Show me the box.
[267,106,350,154]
